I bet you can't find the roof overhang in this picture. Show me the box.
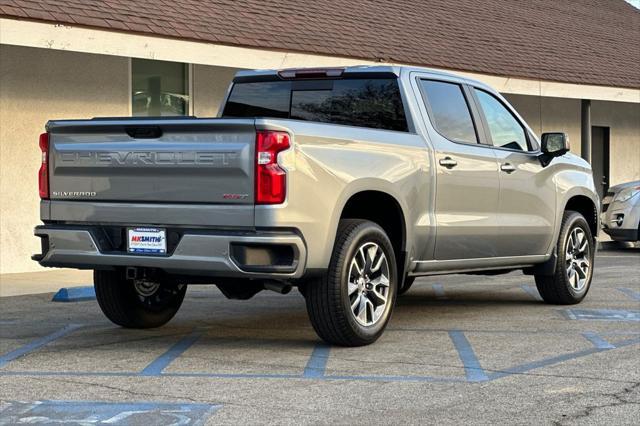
[1,17,638,104]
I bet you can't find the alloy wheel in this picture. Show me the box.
[347,242,391,326]
[565,227,590,292]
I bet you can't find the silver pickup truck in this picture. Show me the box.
[34,66,599,346]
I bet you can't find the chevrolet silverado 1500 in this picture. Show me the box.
[34,66,599,346]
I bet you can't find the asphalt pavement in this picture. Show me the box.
[1,248,638,425]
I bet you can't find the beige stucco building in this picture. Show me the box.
[1,7,639,274]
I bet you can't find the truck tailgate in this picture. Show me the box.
[46,118,256,227]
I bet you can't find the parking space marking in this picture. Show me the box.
[303,343,330,378]
[0,324,82,368]
[1,327,638,384]
[582,331,616,349]
[488,335,640,380]
[323,374,466,383]
[388,328,640,336]
[562,309,640,321]
[164,372,300,380]
[520,285,543,301]
[617,288,640,301]
[448,330,488,382]
[432,284,447,299]
[0,400,220,425]
[0,371,132,377]
[140,330,202,376]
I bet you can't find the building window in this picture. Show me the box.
[131,59,190,116]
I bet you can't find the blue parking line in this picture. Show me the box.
[165,372,300,380]
[582,331,615,349]
[2,330,637,384]
[303,343,331,378]
[617,288,640,301]
[0,371,133,377]
[140,330,202,376]
[489,347,601,380]
[432,284,447,299]
[324,374,466,383]
[0,324,82,368]
[52,286,95,302]
[489,336,640,380]
[520,284,542,301]
[448,330,488,382]
[2,335,639,383]
[562,309,640,321]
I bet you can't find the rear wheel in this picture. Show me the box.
[535,211,594,304]
[304,219,397,346]
[94,270,186,328]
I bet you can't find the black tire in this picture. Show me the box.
[398,276,415,296]
[535,211,594,304]
[304,219,398,346]
[94,270,186,328]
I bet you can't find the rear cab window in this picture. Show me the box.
[222,77,408,132]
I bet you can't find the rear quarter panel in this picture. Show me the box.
[253,119,432,270]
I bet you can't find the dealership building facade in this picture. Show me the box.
[1,0,638,274]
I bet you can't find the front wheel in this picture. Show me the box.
[535,211,594,304]
[94,270,186,328]
[304,219,398,346]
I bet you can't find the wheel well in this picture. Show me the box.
[340,191,406,276]
[565,195,598,238]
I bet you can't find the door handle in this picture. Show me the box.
[500,163,516,174]
[439,157,458,169]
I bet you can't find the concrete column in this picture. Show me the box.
[581,99,591,163]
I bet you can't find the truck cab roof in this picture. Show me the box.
[233,65,488,88]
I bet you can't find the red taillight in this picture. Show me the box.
[39,132,49,199]
[255,130,290,204]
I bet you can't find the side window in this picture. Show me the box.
[420,80,478,144]
[474,89,529,151]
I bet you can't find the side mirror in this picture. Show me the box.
[539,133,570,166]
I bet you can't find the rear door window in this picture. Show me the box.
[420,80,478,144]
[223,78,408,132]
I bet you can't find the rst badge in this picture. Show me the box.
[127,227,167,254]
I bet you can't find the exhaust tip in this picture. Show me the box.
[263,280,292,295]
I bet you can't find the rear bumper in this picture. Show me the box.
[33,225,307,279]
